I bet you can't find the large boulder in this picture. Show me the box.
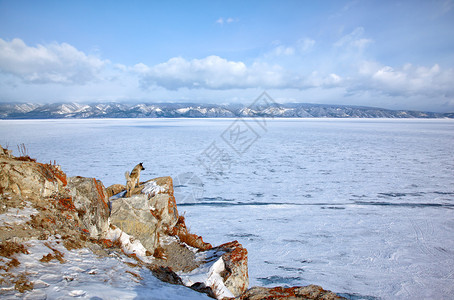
[67,176,110,239]
[147,177,179,229]
[109,193,159,253]
[177,240,249,299]
[216,241,249,296]
[109,177,179,254]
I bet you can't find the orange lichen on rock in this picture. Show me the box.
[238,285,344,300]
[36,162,67,186]
[168,216,212,251]
[93,178,109,210]
[56,196,76,211]
[214,240,249,296]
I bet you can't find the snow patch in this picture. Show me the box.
[0,202,38,226]
[109,190,126,200]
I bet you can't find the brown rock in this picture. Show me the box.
[216,241,249,297]
[106,184,126,198]
[168,216,212,251]
[0,158,67,199]
[238,285,345,300]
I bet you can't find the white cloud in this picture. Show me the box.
[265,38,314,58]
[297,38,316,52]
[334,27,373,51]
[354,61,454,97]
[134,55,342,90]
[0,38,107,84]
[271,45,295,56]
[216,17,238,25]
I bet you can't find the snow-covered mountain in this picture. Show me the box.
[0,102,451,119]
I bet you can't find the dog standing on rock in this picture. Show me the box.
[125,162,145,197]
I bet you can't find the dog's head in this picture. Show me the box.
[139,162,145,170]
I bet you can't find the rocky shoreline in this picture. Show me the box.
[0,145,343,299]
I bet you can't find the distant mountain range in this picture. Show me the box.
[0,102,452,119]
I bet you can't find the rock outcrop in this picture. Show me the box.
[0,145,344,299]
[0,155,66,199]
[67,176,110,239]
[238,285,342,300]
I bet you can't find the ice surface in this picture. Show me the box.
[1,118,453,299]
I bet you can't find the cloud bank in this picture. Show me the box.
[0,37,453,112]
[134,55,341,90]
[0,38,106,84]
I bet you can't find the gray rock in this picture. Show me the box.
[67,176,110,239]
[108,177,181,254]
[109,193,159,252]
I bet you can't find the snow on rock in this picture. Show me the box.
[178,248,235,299]
[142,180,165,197]
[0,145,344,299]
[104,226,152,262]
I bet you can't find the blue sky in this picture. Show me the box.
[0,0,453,112]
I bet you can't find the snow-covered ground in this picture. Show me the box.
[1,118,453,299]
[0,236,211,299]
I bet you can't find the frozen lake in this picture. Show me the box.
[1,118,453,299]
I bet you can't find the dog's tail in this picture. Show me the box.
[125,171,130,181]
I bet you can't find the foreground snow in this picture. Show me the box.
[0,236,210,299]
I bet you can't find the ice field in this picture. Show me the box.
[1,118,453,299]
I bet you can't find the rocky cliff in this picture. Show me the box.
[0,145,343,299]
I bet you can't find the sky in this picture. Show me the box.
[0,0,453,112]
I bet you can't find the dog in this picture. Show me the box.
[125,162,145,197]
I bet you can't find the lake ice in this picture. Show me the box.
[1,118,453,299]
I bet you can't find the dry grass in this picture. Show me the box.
[125,270,143,281]
[14,274,34,293]
[0,257,20,272]
[15,143,36,162]
[62,236,84,251]
[0,241,29,258]
[40,242,65,264]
